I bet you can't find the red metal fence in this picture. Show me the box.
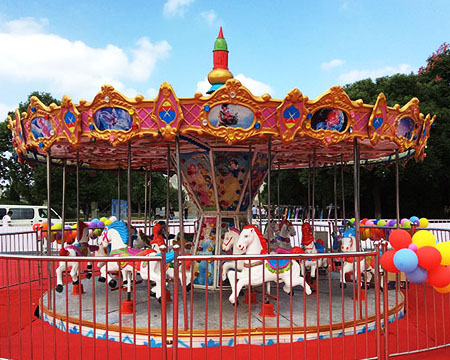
[1,227,450,359]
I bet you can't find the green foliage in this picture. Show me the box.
[266,43,450,219]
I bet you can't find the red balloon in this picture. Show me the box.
[389,229,412,250]
[416,246,442,270]
[361,218,369,225]
[427,266,450,288]
[380,250,399,273]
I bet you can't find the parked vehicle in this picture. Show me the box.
[0,205,62,226]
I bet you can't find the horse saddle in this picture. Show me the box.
[265,259,291,274]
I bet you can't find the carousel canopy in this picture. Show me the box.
[7,28,435,171]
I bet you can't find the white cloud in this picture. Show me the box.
[145,88,158,98]
[163,0,195,17]
[0,102,17,123]
[196,74,273,96]
[321,59,345,70]
[196,78,211,94]
[200,10,217,25]
[0,17,171,103]
[235,74,273,96]
[338,64,413,84]
[1,17,48,34]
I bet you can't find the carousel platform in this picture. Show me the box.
[40,272,404,348]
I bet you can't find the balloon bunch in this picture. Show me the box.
[380,229,450,293]
[88,218,107,237]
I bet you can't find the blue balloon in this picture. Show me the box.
[393,248,418,273]
[405,266,428,284]
[410,216,419,224]
[91,218,100,223]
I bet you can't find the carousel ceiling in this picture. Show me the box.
[8,79,435,171]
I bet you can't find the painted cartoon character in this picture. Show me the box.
[218,104,238,126]
[193,226,216,286]
[315,109,345,131]
[228,159,240,178]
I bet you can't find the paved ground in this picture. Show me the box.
[44,272,401,332]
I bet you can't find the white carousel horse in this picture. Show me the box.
[340,227,375,288]
[227,225,312,305]
[300,222,328,279]
[98,220,161,293]
[99,221,191,301]
[147,226,193,294]
[266,219,297,253]
[55,221,99,293]
[221,227,245,281]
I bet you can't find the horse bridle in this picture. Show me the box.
[223,228,240,247]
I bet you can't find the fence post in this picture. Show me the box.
[374,241,384,359]
[160,246,168,360]
[172,245,180,359]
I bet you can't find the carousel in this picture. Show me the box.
[7,27,435,350]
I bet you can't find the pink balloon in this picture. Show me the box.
[408,243,418,252]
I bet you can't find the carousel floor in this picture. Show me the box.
[40,272,403,347]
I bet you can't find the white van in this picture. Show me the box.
[0,205,62,227]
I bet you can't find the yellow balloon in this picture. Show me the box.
[105,219,112,225]
[433,283,450,294]
[419,218,429,228]
[411,230,436,249]
[436,242,450,266]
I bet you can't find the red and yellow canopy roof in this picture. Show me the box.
[8,78,434,170]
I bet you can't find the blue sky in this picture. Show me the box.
[1,0,449,121]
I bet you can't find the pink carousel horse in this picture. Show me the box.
[227,225,312,305]
[300,222,327,280]
[55,221,99,293]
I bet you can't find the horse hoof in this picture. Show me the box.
[56,284,64,293]
[339,283,347,288]
[157,297,162,304]
[87,264,92,270]
[186,283,191,292]
[86,273,92,279]
[98,277,106,283]
[234,299,239,307]
[72,280,79,285]
[109,279,117,288]
[150,291,156,297]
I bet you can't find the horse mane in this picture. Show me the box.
[343,227,356,239]
[243,225,267,254]
[229,227,240,235]
[77,221,88,242]
[107,221,129,245]
[151,223,166,246]
[279,219,291,231]
[301,222,314,245]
